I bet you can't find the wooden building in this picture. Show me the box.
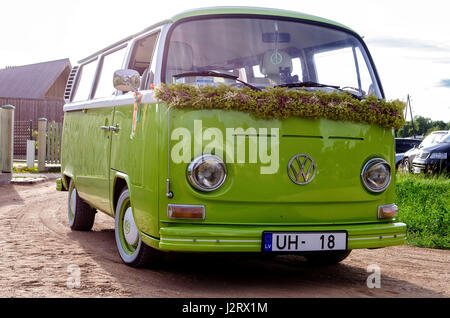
[0,59,71,157]
[0,58,71,128]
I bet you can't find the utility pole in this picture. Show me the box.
[404,94,417,138]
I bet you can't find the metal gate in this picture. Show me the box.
[13,120,33,159]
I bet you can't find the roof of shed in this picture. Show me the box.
[0,58,71,99]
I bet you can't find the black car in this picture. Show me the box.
[412,132,450,174]
[400,131,449,173]
[395,138,422,154]
[395,137,422,169]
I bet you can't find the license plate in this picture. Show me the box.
[262,231,347,252]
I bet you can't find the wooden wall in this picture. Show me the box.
[0,98,64,131]
[45,68,71,99]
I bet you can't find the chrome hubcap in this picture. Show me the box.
[70,188,77,218]
[123,207,138,246]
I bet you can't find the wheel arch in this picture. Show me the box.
[111,171,133,216]
[62,172,74,191]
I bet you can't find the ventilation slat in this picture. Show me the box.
[64,66,79,104]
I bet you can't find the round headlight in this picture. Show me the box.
[187,155,227,192]
[361,158,391,193]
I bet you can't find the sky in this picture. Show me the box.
[0,0,449,121]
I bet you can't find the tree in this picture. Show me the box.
[396,116,449,138]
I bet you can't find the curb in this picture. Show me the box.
[11,173,61,185]
[11,175,48,184]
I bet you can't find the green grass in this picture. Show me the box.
[13,162,61,173]
[13,165,38,173]
[395,173,449,249]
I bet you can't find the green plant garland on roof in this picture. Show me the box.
[154,83,406,129]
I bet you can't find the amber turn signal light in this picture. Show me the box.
[167,204,205,220]
[378,204,398,219]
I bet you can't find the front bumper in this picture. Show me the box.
[412,159,448,174]
[141,222,407,252]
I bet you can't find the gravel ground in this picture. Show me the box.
[0,181,448,298]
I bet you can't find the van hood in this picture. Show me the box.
[166,109,395,205]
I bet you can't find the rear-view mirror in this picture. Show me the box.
[262,32,291,43]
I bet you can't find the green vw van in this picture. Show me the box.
[61,7,406,267]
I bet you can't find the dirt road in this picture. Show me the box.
[0,180,448,298]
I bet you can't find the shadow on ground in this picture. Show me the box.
[0,184,24,207]
[66,223,445,298]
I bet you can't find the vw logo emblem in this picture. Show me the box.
[287,154,316,185]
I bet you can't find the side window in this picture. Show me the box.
[252,65,265,78]
[72,59,98,102]
[93,46,127,99]
[128,32,160,90]
[314,47,357,88]
[291,57,303,81]
[355,47,375,95]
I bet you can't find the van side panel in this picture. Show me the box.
[109,96,160,238]
[62,107,114,215]
[110,103,144,186]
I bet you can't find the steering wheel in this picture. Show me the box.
[342,86,365,94]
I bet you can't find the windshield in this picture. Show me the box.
[165,17,382,97]
[421,133,446,147]
[439,133,450,143]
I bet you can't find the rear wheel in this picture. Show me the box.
[303,250,351,265]
[114,187,162,268]
[68,179,96,231]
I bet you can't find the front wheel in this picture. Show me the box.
[303,250,351,265]
[114,187,163,268]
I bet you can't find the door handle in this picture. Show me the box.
[100,124,120,132]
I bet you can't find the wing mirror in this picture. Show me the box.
[113,69,140,92]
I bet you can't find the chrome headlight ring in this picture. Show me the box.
[187,154,227,192]
[361,158,392,193]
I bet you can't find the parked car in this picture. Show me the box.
[395,137,422,154]
[412,131,450,174]
[59,7,406,268]
[395,137,422,169]
[400,131,448,173]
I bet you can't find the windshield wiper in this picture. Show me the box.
[275,81,341,90]
[275,81,365,99]
[172,71,261,91]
